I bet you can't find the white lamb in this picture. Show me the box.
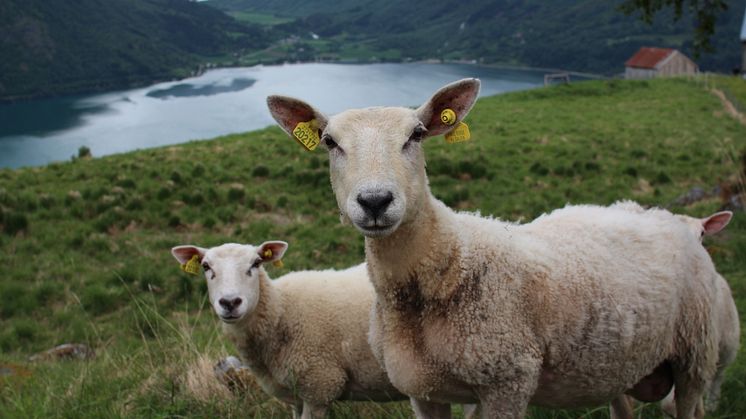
[170,242,405,418]
[267,79,723,418]
[609,202,739,417]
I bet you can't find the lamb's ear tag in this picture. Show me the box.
[445,122,471,143]
[181,254,201,275]
[292,119,320,151]
[262,248,284,268]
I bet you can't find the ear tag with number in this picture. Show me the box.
[445,122,471,143]
[263,249,284,268]
[440,108,471,143]
[292,119,320,151]
[181,254,201,275]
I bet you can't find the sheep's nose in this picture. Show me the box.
[219,297,242,311]
[357,191,394,219]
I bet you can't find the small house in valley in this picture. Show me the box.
[624,47,698,79]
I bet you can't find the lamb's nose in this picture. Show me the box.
[357,191,394,219]
[219,297,242,311]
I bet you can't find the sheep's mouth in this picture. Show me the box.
[358,223,397,237]
[219,314,242,323]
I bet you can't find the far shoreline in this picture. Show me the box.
[0,59,607,106]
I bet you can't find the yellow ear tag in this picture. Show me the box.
[445,122,471,144]
[292,119,320,151]
[181,254,201,275]
[262,249,284,268]
[440,108,457,126]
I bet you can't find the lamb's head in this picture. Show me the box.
[675,211,732,241]
[267,78,480,237]
[171,242,287,323]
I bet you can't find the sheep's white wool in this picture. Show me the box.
[609,203,740,418]
[171,243,404,418]
[268,79,729,419]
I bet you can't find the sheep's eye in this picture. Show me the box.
[404,126,426,149]
[248,260,261,273]
[322,134,338,150]
[202,263,211,271]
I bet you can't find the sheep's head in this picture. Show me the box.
[171,242,287,323]
[675,211,732,241]
[267,78,480,238]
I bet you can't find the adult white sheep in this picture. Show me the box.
[609,202,739,417]
[669,210,738,415]
[267,79,721,419]
[171,242,406,418]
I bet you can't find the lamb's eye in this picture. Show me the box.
[248,260,261,273]
[322,134,338,150]
[202,263,211,271]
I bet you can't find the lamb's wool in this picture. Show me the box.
[172,244,404,418]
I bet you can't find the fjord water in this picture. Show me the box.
[0,63,545,169]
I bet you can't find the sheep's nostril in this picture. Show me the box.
[357,191,394,219]
[219,297,242,311]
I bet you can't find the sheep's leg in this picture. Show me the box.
[672,374,706,419]
[476,379,537,419]
[475,358,540,419]
[410,398,451,419]
[610,395,634,419]
[704,365,727,413]
[291,403,303,419]
[661,388,676,417]
[300,402,328,419]
[662,389,706,418]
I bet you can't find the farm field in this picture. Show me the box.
[0,77,745,418]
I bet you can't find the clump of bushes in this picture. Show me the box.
[78,146,92,159]
[623,167,638,177]
[3,212,29,235]
[252,166,270,177]
[529,162,549,176]
[227,184,245,202]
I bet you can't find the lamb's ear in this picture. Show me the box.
[416,78,481,137]
[702,211,733,236]
[257,241,288,263]
[266,96,328,138]
[171,245,207,265]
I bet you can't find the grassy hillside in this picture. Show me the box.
[0,0,269,102]
[209,0,746,74]
[0,77,745,417]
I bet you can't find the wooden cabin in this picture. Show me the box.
[625,47,698,80]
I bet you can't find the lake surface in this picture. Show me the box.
[0,63,547,169]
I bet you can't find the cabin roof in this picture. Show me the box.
[625,47,677,69]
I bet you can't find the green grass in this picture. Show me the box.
[1,77,745,417]
[711,74,746,114]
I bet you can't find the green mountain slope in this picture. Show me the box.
[0,0,269,102]
[209,0,746,74]
[0,77,745,417]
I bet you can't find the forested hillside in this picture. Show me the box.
[209,0,746,74]
[0,0,268,101]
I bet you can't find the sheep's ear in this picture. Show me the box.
[257,241,288,263]
[702,211,732,236]
[171,245,206,265]
[266,96,328,138]
[416,78,481,138]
